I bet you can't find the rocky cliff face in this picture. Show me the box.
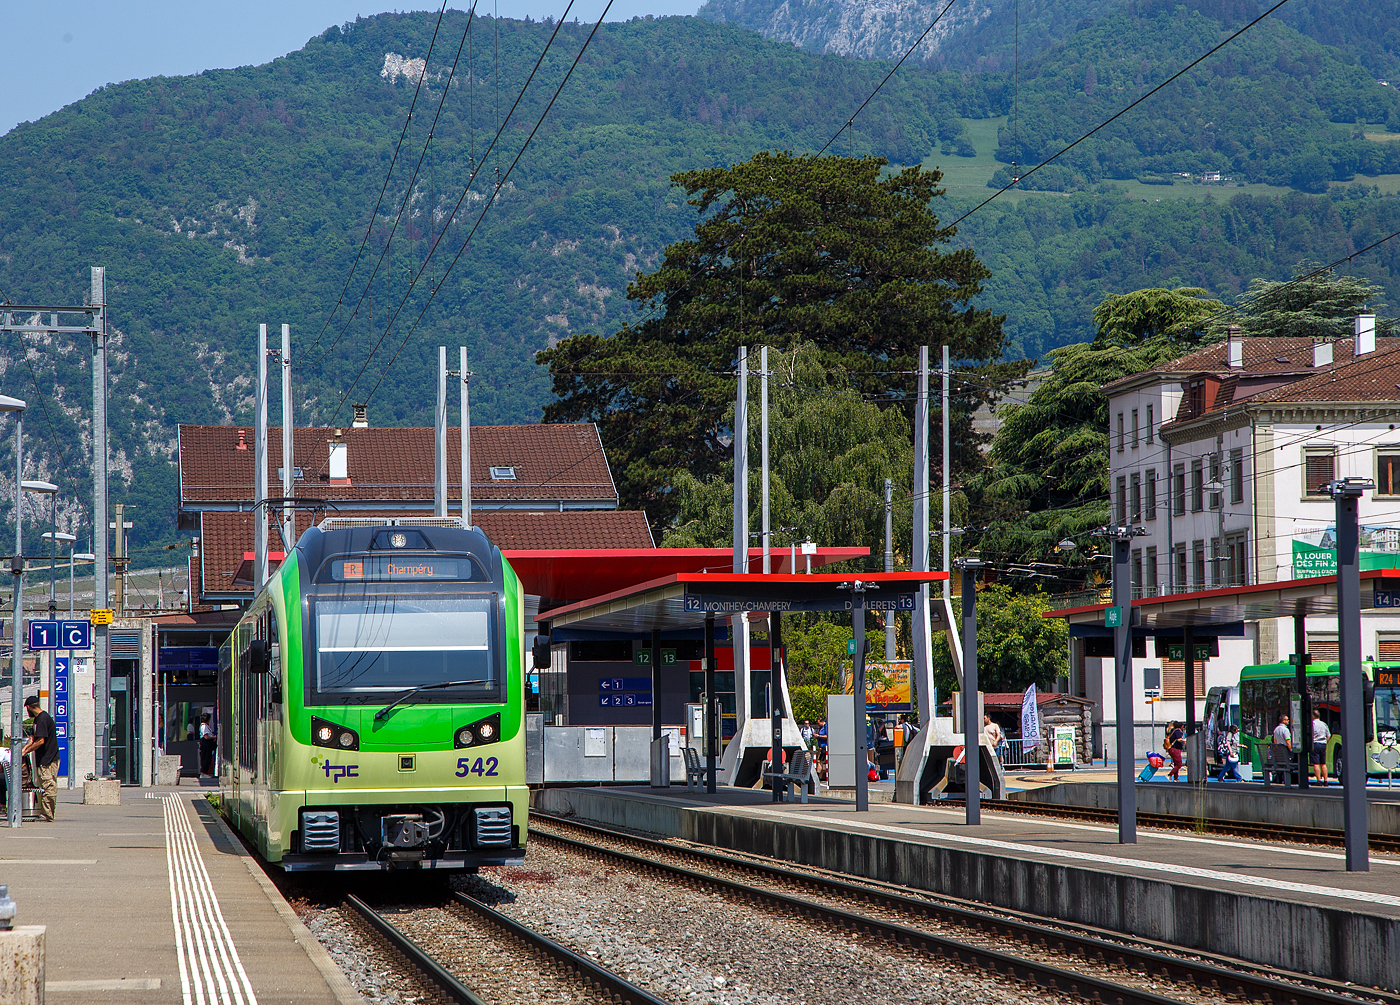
[699,0,994,62]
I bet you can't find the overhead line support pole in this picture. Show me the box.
[282,325,294,555]
[91,267,110,780]
[1330,477,1371,872]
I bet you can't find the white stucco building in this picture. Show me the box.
[1080,324,1400,750]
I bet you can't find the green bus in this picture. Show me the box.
[1231,660,1398,779]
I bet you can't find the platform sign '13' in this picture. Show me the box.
[53,657,69,777]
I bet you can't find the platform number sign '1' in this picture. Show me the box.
[27,620,91,651]
[53,656,69,778]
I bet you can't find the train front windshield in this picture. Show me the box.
[309,589,500,698]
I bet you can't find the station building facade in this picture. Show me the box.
[1086,329,1400,752]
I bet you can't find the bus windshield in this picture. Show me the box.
[1377,686,1400,740]
[308,589,498,697]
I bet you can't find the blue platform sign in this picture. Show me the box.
[599,677,653,692]
[1376,589,1400,609]
[27,620,58,650]
[27,620,90,651]
[53,656,69,777]
[59,620,90,650]
[682,592,915,614]
[599,693,652,707]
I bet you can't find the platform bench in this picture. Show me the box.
[683,747,706,791]
[763,750,815,803]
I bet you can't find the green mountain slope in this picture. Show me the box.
[0,12,987,553]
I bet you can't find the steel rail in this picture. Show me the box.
[964,797,1400,853]
[447,891,674,1005]
[532,813,1399,1005]
[343,893,488,1005]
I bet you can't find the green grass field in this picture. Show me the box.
[921,116,1400,204]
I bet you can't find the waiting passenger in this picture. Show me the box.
[1311,710,1331,785]
[1219,725,1242,781]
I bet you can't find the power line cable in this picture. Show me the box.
[308,1,482,368]
[298,1,453,363]
[353,4,616,418]
[945,0,1292,230]
[814,0,960,157]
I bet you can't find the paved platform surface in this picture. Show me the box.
[542,785,1400,917]
[0,787,359,1004]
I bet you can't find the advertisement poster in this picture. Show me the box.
[1292,525,1400,578]
[846,661,912,712]
[1053,725,1076,766]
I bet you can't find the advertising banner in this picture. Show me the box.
[844,660,912,711]
[1293,525,1400,578]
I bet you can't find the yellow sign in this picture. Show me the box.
[846,661,912,710]
[89,609,113,625]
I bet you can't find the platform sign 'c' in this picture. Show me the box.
[60,620,90,649]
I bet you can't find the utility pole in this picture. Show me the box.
[281,324,294,555]
[884,478,895,662]
[254,323,269,589]
[435,346,448,518]
[111,504,131,617]
[91,267,111,779]
[1102,522,1146,843]
[956,557,985,825]
[942,346,951,600]
[1330,476,1372,872]
[843,579,876,811]
[732,347,750,742]
[7,399,25,827]
[460,347,471,526]
[761,346,770,574]
[912,347,933,725]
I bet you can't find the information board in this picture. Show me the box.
[1052,725,1076,767]
[53,656,69,777]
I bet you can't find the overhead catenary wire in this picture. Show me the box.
[351,3,618,419]
[299,0,454,364]
[309,1,483,369]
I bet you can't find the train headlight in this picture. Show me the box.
[310,716,359,751]
[455,712,501,749]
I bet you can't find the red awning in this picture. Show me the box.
[502,546,868,601]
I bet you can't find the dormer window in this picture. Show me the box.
[490,466,517,481]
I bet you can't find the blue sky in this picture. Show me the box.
[3,0,702,136]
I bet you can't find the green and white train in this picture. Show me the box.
[218,517,529,871]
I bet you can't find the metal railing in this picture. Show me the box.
[1000,738,1044,769]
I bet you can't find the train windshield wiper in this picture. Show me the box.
[374,679,488,721]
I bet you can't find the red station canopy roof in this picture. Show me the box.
[502,546,868,602]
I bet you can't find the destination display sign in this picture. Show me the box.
[681,593,916,614]
[1376,669,1400,687]
[331,557,465,582]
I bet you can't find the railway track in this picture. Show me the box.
[532,812,1399,1005]
[960,797,1400,853]
[342,889,673,1005]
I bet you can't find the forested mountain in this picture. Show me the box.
[4,5,1400,557]
[699,0,1400,79]
[0,12,988,554]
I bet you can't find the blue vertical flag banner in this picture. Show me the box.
[53,656,69,777]
[1021,683,1041,752]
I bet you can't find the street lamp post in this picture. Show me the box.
[41,532,75,615]
[70,552,93,615]
[0,395,28,829]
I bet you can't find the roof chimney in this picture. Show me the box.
[352,403,368,428]
[1227,325,1243,368]
[1356,314,1376,356]
[235,429,248,451]
[328,430,350,485]
[1313,340,1333,368]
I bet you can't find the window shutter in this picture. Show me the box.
[110,630,143,659]
[1161,660,1206,698]
[1305,454,1335,494]
[1308,637,1339,663]
[1377,638,1400,661]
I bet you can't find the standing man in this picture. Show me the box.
[22,696,58,821]
[1272,714,1293,784]
[199,713,217,777]
[983,714,1006,761]
[1311,709,1331,785]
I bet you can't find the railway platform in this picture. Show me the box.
[533,784,1400,990]
[0,786,360,1005]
